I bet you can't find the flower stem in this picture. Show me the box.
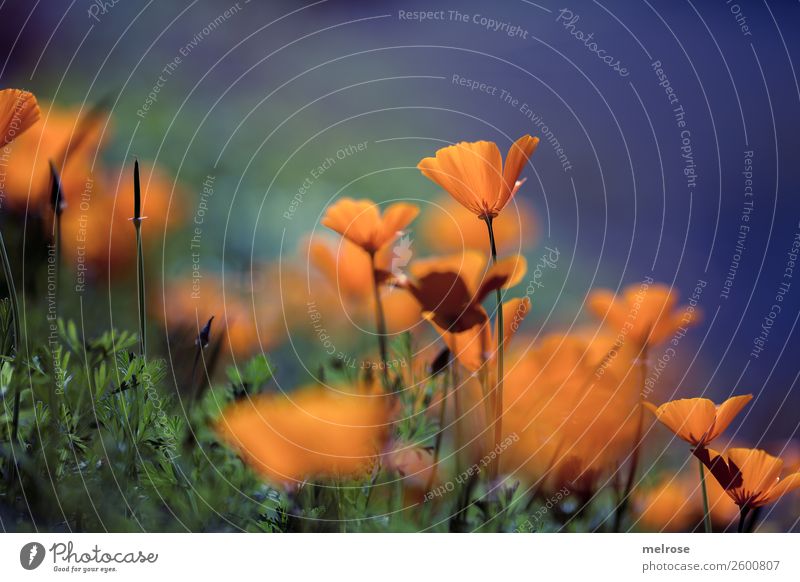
[0,229,22,444]
[370,253,389,387]
[698,456,712,533]
[484,217,503,478]
[133,161,146,359]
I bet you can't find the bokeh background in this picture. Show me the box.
[1,0,799,457]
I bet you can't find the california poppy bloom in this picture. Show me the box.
[644,395,752,448]
[417,135,538,220]
[215,385,390,484]
[588,283,701,348]
[694,448,800,516]
[0,89,40,145]
[321,198,419,256]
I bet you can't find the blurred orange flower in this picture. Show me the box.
[644,395,752,448]
[321,198,419,255]
[406,251,527,333]
[419,195,538,254]
[637,472,738,532]
[502,333,641,493]
[1,89,40,145]
[215,385,390,484]
[695,447,800,510]
[417,135,538,219]
[588,282,701,347]
[1,101,104,212]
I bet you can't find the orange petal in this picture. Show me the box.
[419,140,503,217]
[502,297,531,347]
[498,135,538,211]
[707,394,752,441]
[652,398,717,446]
[764,472,800,505]
[0,89,40,146]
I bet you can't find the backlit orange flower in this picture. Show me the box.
[215,385,390,484]
[644,395,752,448]
[406,251,527,333]
[321,198,419,255]
[419,195,538,253]
[694,448,800,509]
[385,444,438,501]
[417,135,538,219]
[0,89,40,145]
[588,282,701,347]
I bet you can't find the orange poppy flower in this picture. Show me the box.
[0,89,40,145]
[694,447,800,509]
[321,198,419,255]
[419,195,538,253]
[644,395,752,448]
[417,135,538,219]
[588,283,701,347]
[215,385,390,484]
[1,101,105,211]
[406,251,527,333]
[501,333,641,491]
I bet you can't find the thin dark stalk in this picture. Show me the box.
[49,161,65,306]
[698,456,712,533]
[370,253,389,387]
[483,216,503,478]
[132,161,146,359]
[613,343,649,532]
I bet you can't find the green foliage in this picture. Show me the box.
[0,317,285,532]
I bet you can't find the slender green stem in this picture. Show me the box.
[698,456,712,533]
[0,230,22,445]
[484,217,503,478]
[133,161,146,359]
[370,253,389,387]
